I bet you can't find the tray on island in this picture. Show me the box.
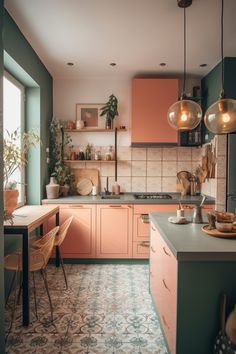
[202,224,236,238]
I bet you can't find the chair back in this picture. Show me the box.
[30,226,59,271]
[55,216,73,246]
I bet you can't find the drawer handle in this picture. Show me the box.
[69,205,84,208]
[151,246,156,253]
[141,214,150,224]
[151,225,156,232]
[139,241,150,248]
[183,204,194,209]
[162,315,170,329]
[163,246,171,257]
[162,279,170,292]
[109,205,122,208]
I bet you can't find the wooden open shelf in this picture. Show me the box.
[63,160,115,163]
[63,128,127,133]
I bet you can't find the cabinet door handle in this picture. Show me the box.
[162,315,170,329]
[162,279,170,291]
[69,205,84,208]
[141,214,150,224]
[163,246,171,257]
[139,241,150,248]
[151,246,156,253]
[151,225,156,232]
[109,205,122,208]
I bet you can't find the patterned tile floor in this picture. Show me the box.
[5,264,168,354]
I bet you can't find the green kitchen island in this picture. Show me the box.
[149,212,236,354]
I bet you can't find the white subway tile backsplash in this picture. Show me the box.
[162,177,177,192]
[101,162,115,177]
[131,161,147,176]
[117,161,131,176]
[147,148,162,160]
[163,147,177,161]
[162,161,177,177]
[191,147,202,161]
[147,161,162,176]
[131,177,146,192]
[132,147,146,160]
[216,135,227,156]
[146,177,162,192]
[177,147,192,161]
[117,146,132,161]
[177,161,192,174]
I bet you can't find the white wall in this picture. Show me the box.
[53,76,131,146]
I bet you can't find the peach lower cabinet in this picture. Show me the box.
[43,203,183,259]
[149,213,236,354]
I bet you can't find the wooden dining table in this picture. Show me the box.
[4,205,60,326]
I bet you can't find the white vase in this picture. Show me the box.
[46,177,60,199]
[76,120,84,129]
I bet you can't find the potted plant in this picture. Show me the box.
[3,128,40,215]
[100,94,119,129]
[48,118,74,197]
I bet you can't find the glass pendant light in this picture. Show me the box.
[204,0,236,134]
[167,3,202,131]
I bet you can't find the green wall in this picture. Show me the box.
[3,10,53,202]
[0,2,4,352]
[201,57,236,142]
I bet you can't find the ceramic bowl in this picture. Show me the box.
[215,212,235,223]
[215,221,233,233]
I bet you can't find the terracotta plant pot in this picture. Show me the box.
[4,189,19,215]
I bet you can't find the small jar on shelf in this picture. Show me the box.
[105,145,114,161]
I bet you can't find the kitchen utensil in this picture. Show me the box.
[200,195,206,207]
[72,168,99,192]
[77,178,93,195]
[202,224,236,238]
[207,211,216,230]
[177,171,192,195]
[192,205,203,223]
[215,222,233,233]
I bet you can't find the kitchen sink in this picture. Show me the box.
[100,195,121,199]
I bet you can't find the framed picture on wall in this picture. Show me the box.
[76,103,105,128]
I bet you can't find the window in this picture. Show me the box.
[3,72,25,206]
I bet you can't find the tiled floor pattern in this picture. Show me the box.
[5,264,168,353]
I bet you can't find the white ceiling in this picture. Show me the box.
[4,0,236,79]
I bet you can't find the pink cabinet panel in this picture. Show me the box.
[59,204,96,258]
[131,78,178,144]
[96,205,133,258]
[150,222,177,354]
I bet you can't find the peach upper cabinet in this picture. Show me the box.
[131,78,178,146]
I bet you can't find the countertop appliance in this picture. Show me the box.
[134,193,172,200]
[227,133,236,212]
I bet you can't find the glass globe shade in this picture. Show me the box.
[204,98,236,134]
[167,99,202,131]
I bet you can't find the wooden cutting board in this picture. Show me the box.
[72,168,100,192]
[77,178,93,195]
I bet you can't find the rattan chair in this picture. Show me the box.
[32,216,73,289]
[5,226,59,332]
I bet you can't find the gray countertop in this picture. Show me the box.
[149,212,236,261]
[42,193,215,205]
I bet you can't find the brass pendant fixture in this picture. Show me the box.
[167,1,202,131]
[204,0,236,134]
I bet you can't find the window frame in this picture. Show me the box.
[3,71,26,207]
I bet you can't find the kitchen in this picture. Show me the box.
[1,0,236,354]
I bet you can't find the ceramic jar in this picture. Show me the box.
[46,177,60,199]
[76,119,84,129]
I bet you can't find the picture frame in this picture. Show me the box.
[76,103,105,129]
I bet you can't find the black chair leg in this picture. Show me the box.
[32,272,38,319]
[41,269,53,322]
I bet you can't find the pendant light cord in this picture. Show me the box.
[220,0,225,98]
[182,7,186,97]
